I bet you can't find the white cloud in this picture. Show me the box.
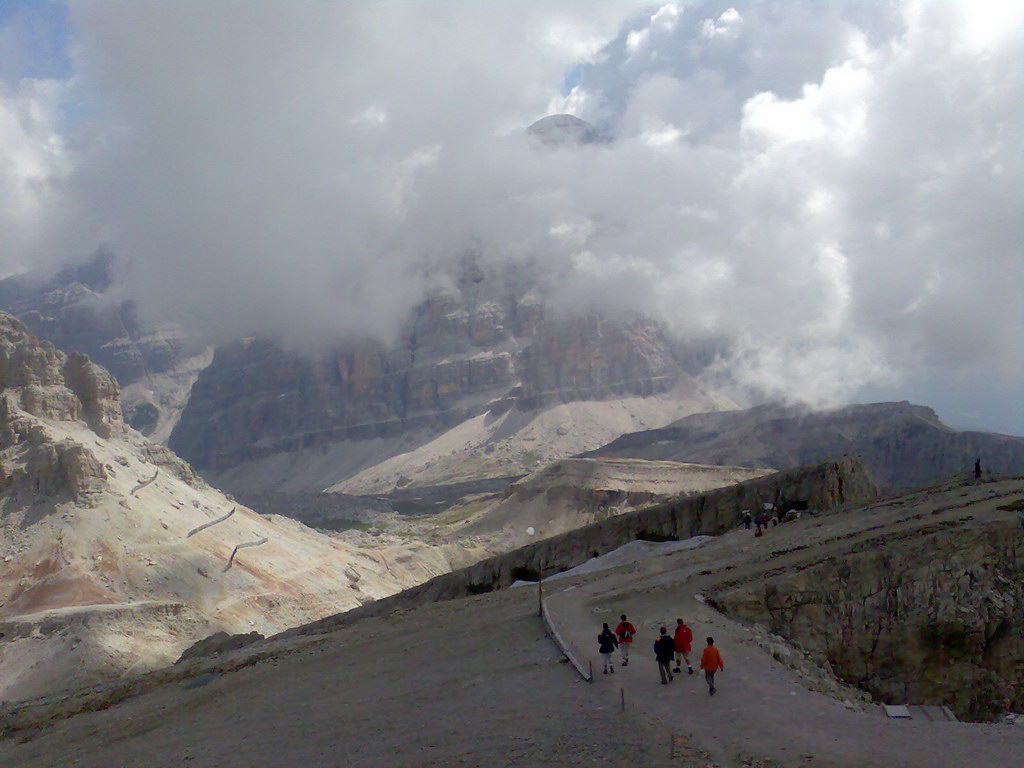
[0,0,1021,432]
[701,7,742,39]
[0,77,66,275]
[627,3,682,57]
[350,106,388,126]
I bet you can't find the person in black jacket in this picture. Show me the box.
[598,623,619,674]
[654,627,675,684]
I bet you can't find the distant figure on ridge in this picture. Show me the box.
[974,458,982,479]
[598,623,618,674]
[673,618,693,674]
[742,511,752,530]
[615,614,637,666]
[654,627,676,684]
[699,636,725,696]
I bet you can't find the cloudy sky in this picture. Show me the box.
[1,0,1022,433]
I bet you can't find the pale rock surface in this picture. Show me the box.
[0,313,477,702]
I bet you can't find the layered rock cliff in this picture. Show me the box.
[711,489,1024,721]
[170,273,730,494]
[586,401,1024,489]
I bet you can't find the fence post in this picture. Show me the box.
[621,687,625,712]
[537,577,543,618]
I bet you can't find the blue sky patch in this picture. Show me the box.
[0,0,72,81]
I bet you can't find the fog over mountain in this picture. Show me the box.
[1,0,1021,433]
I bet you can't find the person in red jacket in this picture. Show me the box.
[673,618,693,675]
[615,614,637,666]
[699,636,725,696]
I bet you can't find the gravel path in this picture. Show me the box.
[0,590,679,768]
[2,480,1020,767]
[545,481,1024,768]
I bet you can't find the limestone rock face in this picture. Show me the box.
[0,315,121,440]
[0,317,66,389]
[0,314,125,503]
[712,512,1024,721]
[62,353,123,439]
[587,401,1024,489]
[170,280,697,475]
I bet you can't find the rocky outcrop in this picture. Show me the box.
[515,315,679,410]
[22,439,108,502]
[0,315,122,438]
[139,444,203,488]
[0,316,121,503]
[586,401,1024,489]
[62,353,123,439]
[711,510,1024,721]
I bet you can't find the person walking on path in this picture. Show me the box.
[742,511,752,530]
[975,458,982,479]
[615,614,637,666]
[654,627,676,684]
[673,618,693,674]
[598,623,618,674]
[700,636,725,695]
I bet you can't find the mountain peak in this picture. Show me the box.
[526,114,600,148]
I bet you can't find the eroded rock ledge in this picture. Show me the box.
[712,494,1024,721]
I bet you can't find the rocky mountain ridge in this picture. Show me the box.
[171,268,733,495]
[0,313,481,701]
[584,401,1024,489]
[0,253,210,443]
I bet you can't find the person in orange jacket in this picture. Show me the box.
[615,614,637,666]
[673,618,693,675]
[699,636,724,695]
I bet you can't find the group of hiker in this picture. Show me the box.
[742,502,798,537]
[597,615,725,695]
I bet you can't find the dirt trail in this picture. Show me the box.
[545,480,1024,768]
[0,589,682,768]
[1,481,1020,767]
